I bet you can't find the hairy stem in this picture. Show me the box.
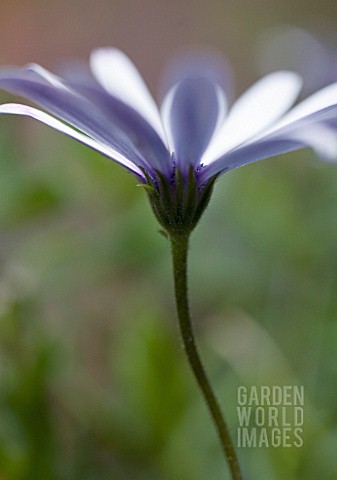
[170,233,243,480]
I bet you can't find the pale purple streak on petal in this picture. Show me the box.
[163,77,220,174]
[0,103,144,177]
[202,71,302,165]
[90,48,167,144]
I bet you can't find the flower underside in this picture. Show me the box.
[1,47,337,230]
[142,164,219,235]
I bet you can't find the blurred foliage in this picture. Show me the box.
[1,118,337,480]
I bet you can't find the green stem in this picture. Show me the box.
[170,233,243,480]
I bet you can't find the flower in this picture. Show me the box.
[1,48,337,234]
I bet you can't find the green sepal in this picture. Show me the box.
[158,229,169,239]
[175,168,185,222]
[193,173,219,226]
[182,166,198,225]
[137,183,156,193]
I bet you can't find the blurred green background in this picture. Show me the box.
[1,1,337,479]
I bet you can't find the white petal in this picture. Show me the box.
[0,103,143,177]
[90,48,166,143]
[213,86,228,136]
[24,63,70,90]
[271,81,337,131]
[202,71,302,164]
[160,83,178,153]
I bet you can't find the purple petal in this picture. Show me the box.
[201,96,337,182]
[200,109,337,182]
[66,80,172,175]
[0,103,144,178]
[0,69,152,171]
[200,137,303,182]
[162,76,221,174]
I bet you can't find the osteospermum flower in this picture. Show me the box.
[1,48,337,235]
[2,48,337,480]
